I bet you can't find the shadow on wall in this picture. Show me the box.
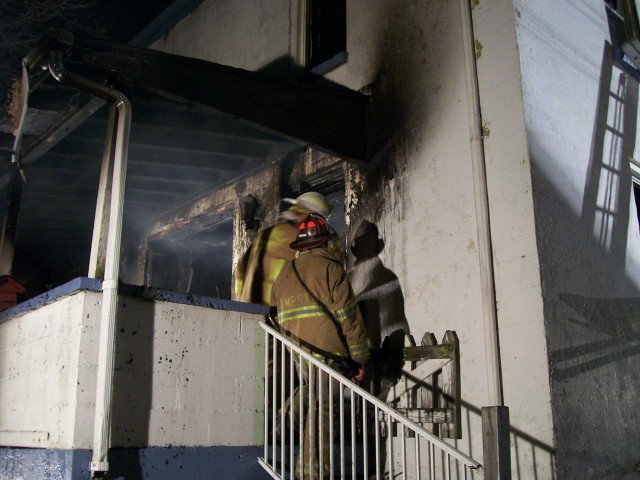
[348,221,409,397]
[349,225,557,478]
[107,298,155,480]
[531,42,640,479]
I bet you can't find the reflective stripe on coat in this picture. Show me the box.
[235,221,298,304]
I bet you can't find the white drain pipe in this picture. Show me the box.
[49,52,132,476]
[459,0,504,406]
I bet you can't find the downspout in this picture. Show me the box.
[459,2,512,477]
[48,52,132,477]
[458,0,503,406]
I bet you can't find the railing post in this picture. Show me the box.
[482,406,511,479]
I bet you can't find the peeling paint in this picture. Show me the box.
[475,39,483,60]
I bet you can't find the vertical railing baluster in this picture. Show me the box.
[280,341,285,476]
[299,355,304,480]
[309,362,315,480]
[271,335,277,469]
[329,376,334,480]
[263,330,269,463]
[388,417,394,480]
[363,399,368,480]
[340,383,345,479]
[290,350,295,480]
[375,406,381,480]
[319,369,324,480]
[415,435,421,480]
[429,442,435,480]
[351,389,356,480]
[401,424,407,480]
[445,452,451,480]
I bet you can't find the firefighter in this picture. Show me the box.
[270,213,370,479]
[234,191,334,305]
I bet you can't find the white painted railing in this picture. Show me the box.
[258,322,483,480]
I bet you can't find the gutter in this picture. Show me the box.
[48,51,132,477]
[458,0,504,406]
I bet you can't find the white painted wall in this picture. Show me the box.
[515,1,640,478]
[472,0,554,476]
[152,0,556,477]
[0,291,265,450]
[152,0,291,73]
[0,293,99,449]
[108,298,265,448]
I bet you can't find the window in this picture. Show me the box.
[291,0,347,75]
[605,0,640,72]
[307,0,347,74]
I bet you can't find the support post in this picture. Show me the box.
[0,164,24,275]
[482,406,511,480]
[88,103,117,279]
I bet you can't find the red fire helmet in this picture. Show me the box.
[289,213,335,251]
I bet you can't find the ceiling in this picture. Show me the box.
[0,70,300,294]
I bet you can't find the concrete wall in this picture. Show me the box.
[0,282,269,479]
[0,293,97,449]
[152,0,555,478]
[514,1,640,479]
[152,0,291,74]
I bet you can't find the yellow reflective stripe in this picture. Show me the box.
[278,311,326,325]
[234,278,243,295]
[278,300,358,324]
[311,351,348,361]
[334,301,358,323]
[349,340,369,356]
[277,305,324,324]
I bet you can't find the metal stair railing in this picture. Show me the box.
[258,322,483,480]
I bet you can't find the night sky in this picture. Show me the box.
[0,0,177,104]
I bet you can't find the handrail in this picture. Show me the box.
[258,321,483,479]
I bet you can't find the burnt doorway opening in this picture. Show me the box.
[146,214,233,299]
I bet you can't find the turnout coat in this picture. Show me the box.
[270,248,371,365]
[235,221,298,304]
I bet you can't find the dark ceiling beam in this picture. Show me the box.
[126,164,221,183]
[125,190,177,204]
[123,177,201,194]
[18,209,95,222]
[86,104,289,143]
[62,34,370,161]
[49,137,264,168]
[21,186,97,201]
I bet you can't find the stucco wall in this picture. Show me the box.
[514,1,640,478]
[109,296,265,448]
[0,293,96,449]
[152,0,291,74]
[0,288,266,452]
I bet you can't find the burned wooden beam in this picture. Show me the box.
[62,34,370,162]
